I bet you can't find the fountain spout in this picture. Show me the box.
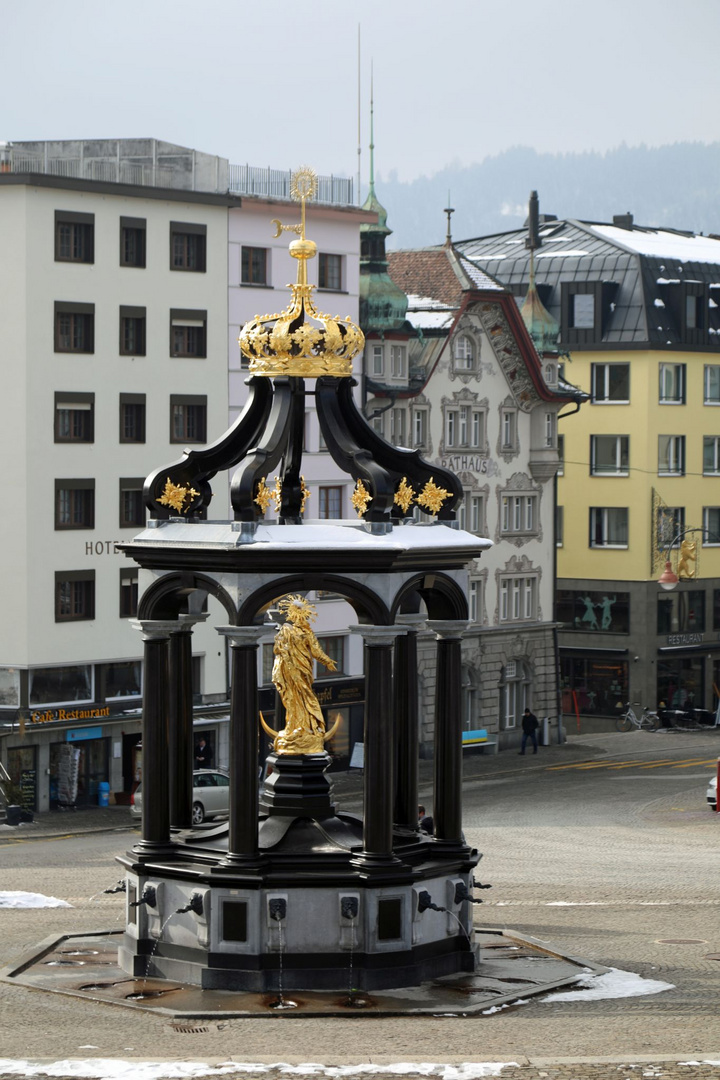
[129,885,157,909]
[176,892,204,917]
[453,881,485,906]
[417,890,446,914]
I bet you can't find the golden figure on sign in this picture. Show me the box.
[678,539,697,579]
[260,595,340,755]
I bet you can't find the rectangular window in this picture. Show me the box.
[119,569,139,618]
[470,495,483,533]
[318,253,342,290]
[170,309,207,358]
[316,635,345,675]
[262,642,275,684]
[170,395,207,444]
[556,505,564,547]
[454,335,474,370]
[703,507,720,544]
[119,478,145,528]
[703,436,720,475]
[390,407,406,445]
[29,664,92,705]
[556,589,629,633]
[390,345,407,378]
[589,507,628,548]
[557,434,564,475]
[658,435,685,476]
[590,435,629,475]
[413,409,427,448]
[545,412,556,448]
[54,302,94,353]
[55,571,95,622]
[54,392,94,442]
[704,365,720,404]
[501,410,517,449]
[55,211,94,263]
[371,344,383,376]
[500,494,537,534]
[571,292,595,328]
[119,394,146,443]
[319,486,342,519]
[658,591,705,635]
[659,363,685,404]
[170,222,206,272]
[371,413,384,437]
[591,363,630,403]
[55,480,94,530]
[446,406,484,448]
[119,306,146,356]
[657,506,685,549]
[241,246,267,285]
[499,577,537,623]
[469,579,481,622]
[120,216,146,268]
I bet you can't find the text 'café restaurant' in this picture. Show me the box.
[0,673,365,814]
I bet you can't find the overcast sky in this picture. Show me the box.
[4,0,719,186]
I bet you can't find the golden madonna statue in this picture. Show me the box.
[261,595,339,755]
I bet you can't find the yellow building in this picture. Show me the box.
[458,207,720,721]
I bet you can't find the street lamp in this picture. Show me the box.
[656,525,719,591]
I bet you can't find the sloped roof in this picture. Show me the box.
[456,220,720,351]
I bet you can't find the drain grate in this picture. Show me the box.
[171,1023,211,1034]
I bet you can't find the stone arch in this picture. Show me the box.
[137,571,237,623]
[237,573,390,627]
[391,571,468,622]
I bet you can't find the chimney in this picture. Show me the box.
[613,212,634,230]
[525,190,540,250]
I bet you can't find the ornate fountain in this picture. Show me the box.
[116,168,492,992]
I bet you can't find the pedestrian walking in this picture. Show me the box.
[418,804,434,834]
[519,708,539,755]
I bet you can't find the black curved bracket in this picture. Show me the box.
[230,379,305,522]
[316,377,462,521]
[144,377,273,520]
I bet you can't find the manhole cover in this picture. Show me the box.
[656,938,707,944]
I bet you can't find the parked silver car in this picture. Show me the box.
[707,773,717,811]
[130,769,230,825]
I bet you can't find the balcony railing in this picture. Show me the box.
[227,164,353,205]
[1,150,354,205]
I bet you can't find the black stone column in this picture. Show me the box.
[351,625,407,867]
[131,620,178,857]
[168,614,208,830]
[428,620,470,846]
[393,614,425,829]
[215,626,265,867]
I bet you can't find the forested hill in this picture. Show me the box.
[375,142,720,250]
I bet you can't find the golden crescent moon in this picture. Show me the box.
[271,218,283,238]
[323,714,342,743]
[259,711,277,740]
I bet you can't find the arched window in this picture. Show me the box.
[500,659,530,729]
[454,335,474,370]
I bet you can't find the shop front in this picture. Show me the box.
[560,651,629,718]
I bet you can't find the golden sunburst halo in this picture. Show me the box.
[290,166,318,202]
[417,477,451,515]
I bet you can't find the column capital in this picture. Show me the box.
[426,619,471,641]
[349,624,408,647]
[174,612,211,632]
[395,613,427,630]
[130,619,180,642]
[216,624,268,647]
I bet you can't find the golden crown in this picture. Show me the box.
[238,167,365,378]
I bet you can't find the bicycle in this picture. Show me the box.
[615,702,659,732]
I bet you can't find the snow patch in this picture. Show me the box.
[594,225,720,263]
[542,966,673,1002]
[0,891,71,909]
[0,1063,520,1080]
[654,298,665,307]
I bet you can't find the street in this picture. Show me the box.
[0,729,719,1074]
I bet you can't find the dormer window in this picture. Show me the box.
[571,294,595,328]
[390,345,407,379]
[454,335,474,370]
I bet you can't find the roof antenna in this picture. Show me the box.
[444,191,454,247]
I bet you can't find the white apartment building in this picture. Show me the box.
[0,140,367,809]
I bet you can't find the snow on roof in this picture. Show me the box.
[405,308,455,330]
[593,224,720,264]
[535,249,590,259]
[406,293,454,311]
